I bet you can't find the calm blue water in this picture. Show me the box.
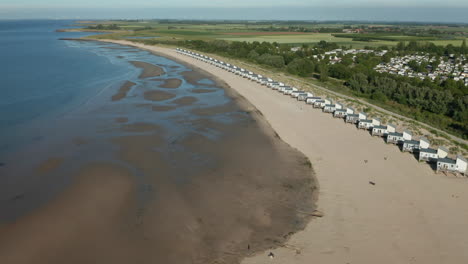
[0,20,130,154]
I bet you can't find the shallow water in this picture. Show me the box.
[0,21,243,220]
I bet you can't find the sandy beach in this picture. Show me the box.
[95,40,468,264]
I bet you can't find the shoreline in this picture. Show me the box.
[0,38,317,264]
[91,39,468,264]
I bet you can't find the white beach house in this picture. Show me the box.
[437,156,467,175]
[298,92,313,101]
[323,104,336,113]
[418,146,449,162]
[359,112,367,120]
[306,96,321,105]
[345,114,360,124]
[372,118,381,126]
[334,109,347,118]
[403,130,413,140]
[402,140,421,152]
[358,119,373,130]
[387,123,397,133]
[313,99,326,108]
[387,132,404,144]
[372,125,388,137]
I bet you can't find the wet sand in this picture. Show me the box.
[143,90,176,101]
[154,78,182,89]
[35,158,64,175]
[192,88,217,94]
[0,40,317,264]
[181,70,214,86]
[115,117,129,123]
[130,61,165,79]
[172,96,198,106]
[120,122,162,133]
[151,105,177,112]
[111,81,136,101]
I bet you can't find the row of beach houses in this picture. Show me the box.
[175,48,467,176]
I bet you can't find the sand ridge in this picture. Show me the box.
[130,61,165,79]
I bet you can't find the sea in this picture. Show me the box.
[0,20,125,156]
[0,19,236,220]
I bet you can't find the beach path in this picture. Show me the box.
[98,40,468,264]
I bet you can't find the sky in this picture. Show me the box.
[1,0,468,8]
[0,1,467,22]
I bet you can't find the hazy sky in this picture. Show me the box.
[1,0,468,8]
[1,1,467,22]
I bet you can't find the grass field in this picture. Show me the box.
[81,21,468,48]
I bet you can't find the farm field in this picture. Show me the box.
[81,20,468,48]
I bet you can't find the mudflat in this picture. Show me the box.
[111,81,136,101]
[0,40,317,264]
[143,90,176,101]
[155,78,182,89]
[130,61,165,78]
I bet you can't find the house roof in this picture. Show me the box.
[403,130,413,135]
[420,148,437,154]
[438,146,449,153]
[347,114,359,117]
[360,119,372,123]
[404,140,420,145]
[335,109,346,112]
[388,132,403,137]
[373,125,387,129]
[325,104,335,107]
[438,157,456,164]
[457,155,468,163]
[419,137,429,143]
[387,123,396,128]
